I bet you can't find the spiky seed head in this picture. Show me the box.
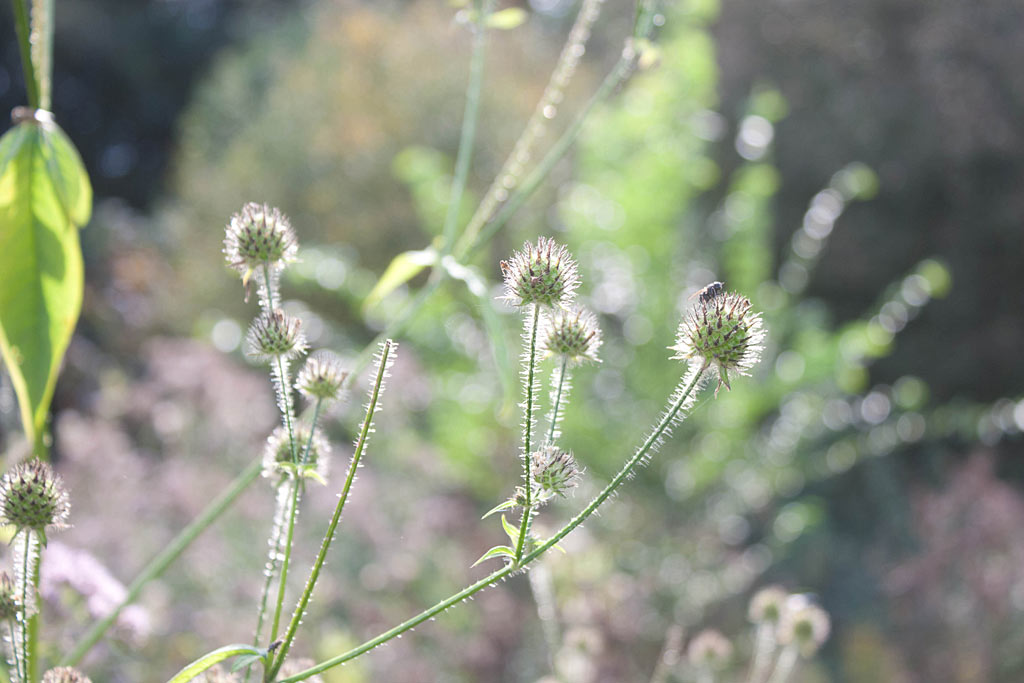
[0,573,19,621]
[224,202,298,276]
[0,460,69,535]
[246,309,307,363]
[541,307,603,365]
[748,585,788,624]
[295,351,349,402]
[41,668,93,683]
[671,287,765,394]
[687,629,733,669]
[530,446,581,498]
[778,599,831,657]
[500,237,580,308]
[263,424,330,481]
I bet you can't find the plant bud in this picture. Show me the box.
[530,445,581,498]
[263,424,330,481]
[0,460,70,535]
[246,309,307,363]
[687,629,732,669]
[748,585,788,624]
[541,307,602,365]
[41,667,92,683]
[0,573,18,621]
[500,237,580,308]
[778,598,831,657]
[223,202,298,275]
[295,351,349,402]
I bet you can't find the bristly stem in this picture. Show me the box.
[10,0,39,108]
[61,458,264,667]
[545,356,570,445]
[248,484,290,683]
[440,0,496,255]
[267,341,395,682]
[515,304,542,563]
[277,363,709,683]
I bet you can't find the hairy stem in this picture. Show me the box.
[267,341,395,681]
[515,304,541,563]
[545,356,570,445]
[248,484,290,682]
[268,478,302,647]
[277,364,708,682]
[29,0,52,110]
[10,0,39,108]
[61,459,263,667]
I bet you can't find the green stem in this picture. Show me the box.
[267,341,394,682]
[440,0,495,254]
[459,48,639,259]
[268,478,302,648]
[545,356,569,445]
[29,0,52,110]
[18,531,31,683]
[514,304,541,563]
[262,263,277,313]
[278,364,708,682]
[61,459,263,667]
[247,484,289,683]
[10,0,39,108]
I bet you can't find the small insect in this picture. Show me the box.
[690,281,724,305]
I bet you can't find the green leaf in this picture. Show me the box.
[484,8,528,30]
[481,498,517,520]
[229,653,265,673]
[500,513,520,545]
[471,545,514,568]
[165,644,265,683]
[362,248,437,312]
[0,121,91,456]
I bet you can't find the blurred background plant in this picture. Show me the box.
[0,0,1022,681]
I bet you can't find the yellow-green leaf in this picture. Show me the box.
[362,248,437,312]
[165,644,265,683]
[0,120,90,456]
[485,8,528,30]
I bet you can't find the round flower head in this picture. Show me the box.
[42,668,93,683]
[223,202,298,276]
[777,597,831,657]
[748,585,788,624]
[687,629,733,669]
[0,460,69,541]
[0,573,18,621]
[671,284,765,394]
[246,309,307,363]
[541,307,602,365]
[263,424,331,482]
[530,445,581,498]
[500,237,580,308]
[296,351,349,402]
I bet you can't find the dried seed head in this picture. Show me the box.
[295,351,349,402]
[778,598,831,657]
[748,585,788,624]
[42,668,93,683]
[224,202,298,275]
[263,424,330,482]
[530,445,581,498]
[687,629,733,669]
[0,573,19,621]
[0,460,69,534]
[500,237,580,308]
[541,307,602,365]
[671,286,765,393]
[246,309,307,363]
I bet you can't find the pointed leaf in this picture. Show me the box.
[471,545,514,568]
[229,653,265,673]
[165,644,265,683]
[362,248,437,312]
[481,498,517,520]
[500,513,520,545]
[0,122,88,455]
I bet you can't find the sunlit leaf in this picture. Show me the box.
[471,545,514,568]
[500,513,520,545]
[484,8,528,30]
[362,248,437,312]
[165,644,265,683]
[0,120,90,455]
[481,498,517,520]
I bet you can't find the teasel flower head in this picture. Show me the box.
[530,445,581,498]
[296,351,349,403]
[778,597,831,657]
[671,284,765,394]
[0,460,70,541]
[541,306,602,365]
[224,202,297,277]
[246,309,307,363]
[748,585,788,625]
[500,237,579,308]
[42,668,93,683]
[263,424,331,483]
[687,629,733,669]
[0,572,19,621]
